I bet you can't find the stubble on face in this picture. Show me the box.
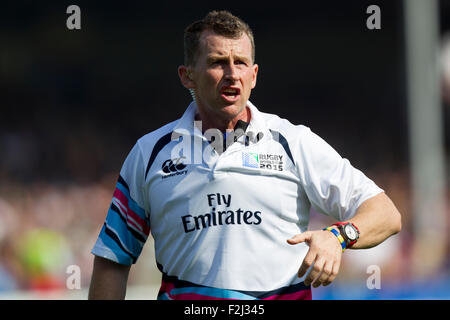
[191,30,258,131]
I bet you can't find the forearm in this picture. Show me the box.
[347,192,402,249]
[288,192,401,287]
[88,256,131,300]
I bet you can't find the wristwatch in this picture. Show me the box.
[333,222,360,248]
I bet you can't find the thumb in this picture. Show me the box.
[287,232,312,245]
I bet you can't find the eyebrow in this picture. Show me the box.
[207,54,251,63]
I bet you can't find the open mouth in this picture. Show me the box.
[220,87,241,100]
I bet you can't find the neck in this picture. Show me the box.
[195,106,251,133]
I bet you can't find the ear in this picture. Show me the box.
[178,65,195,89]
[251,63,258,89]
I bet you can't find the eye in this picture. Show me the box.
[211,59,226,65]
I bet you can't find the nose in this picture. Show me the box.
[224,62,239,82]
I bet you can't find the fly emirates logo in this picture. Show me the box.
[181,193,262,233]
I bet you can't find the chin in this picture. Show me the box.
[220,102,246,118]
[198,99,246,121]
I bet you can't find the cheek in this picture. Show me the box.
[242,71,256,91]
[200,71,222,90]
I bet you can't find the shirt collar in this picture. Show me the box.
[245,100,271,139]
[172,101,200,137]
[173,100,270,141]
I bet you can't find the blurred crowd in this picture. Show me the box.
[0,176,115,292]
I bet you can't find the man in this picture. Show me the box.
[88,10,401,300]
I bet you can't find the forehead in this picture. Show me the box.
[198,30,253,58]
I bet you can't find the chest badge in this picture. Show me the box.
[242,152,284,171]
[242,152,259,168]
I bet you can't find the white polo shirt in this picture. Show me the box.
[92,100,383,300]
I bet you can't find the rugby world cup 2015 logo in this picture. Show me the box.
[242,152,284,171]
[242,152,259,168]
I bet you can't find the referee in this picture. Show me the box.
[88,10,401,300]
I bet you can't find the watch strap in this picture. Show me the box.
[322,227,346,252]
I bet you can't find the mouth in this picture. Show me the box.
[220,86,241,102]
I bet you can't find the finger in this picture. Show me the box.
[313,261,332,288]
[298,251,316,279]
[287,232,311,245]
[304,257,324,286]
[323,258,341,286]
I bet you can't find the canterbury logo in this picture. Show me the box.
[162,157,187,173]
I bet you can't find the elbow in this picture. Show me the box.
[382,192,402,235]
[391,208,402,235]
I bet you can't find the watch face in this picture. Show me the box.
[344,224,358,240]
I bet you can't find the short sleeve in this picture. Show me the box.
[296,128,384,222]
[91,142,150,265]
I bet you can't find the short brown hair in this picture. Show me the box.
[183,10,255,66]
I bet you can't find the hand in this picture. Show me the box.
[287,229,343,288]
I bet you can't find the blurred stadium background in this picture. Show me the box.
[0,0,449,299]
